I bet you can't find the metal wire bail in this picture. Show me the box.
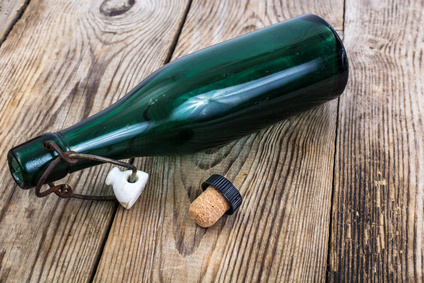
[35,140,138,201]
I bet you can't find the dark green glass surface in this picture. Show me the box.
[8,14,348,189]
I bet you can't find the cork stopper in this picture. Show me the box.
[189,175,242,228]
[189,186,231,228]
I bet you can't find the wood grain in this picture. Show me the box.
[0,0,189,281]
[329,0,424,281]
[0,0,28,44]
[94,0,345,281]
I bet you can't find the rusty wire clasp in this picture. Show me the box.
[35,140,137,201]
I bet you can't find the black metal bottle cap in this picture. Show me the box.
[201,174,242,215]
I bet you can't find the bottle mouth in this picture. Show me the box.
[7,133,72,189]
[8,151,25,189]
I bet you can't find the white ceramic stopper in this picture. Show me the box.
[105,167,149,209]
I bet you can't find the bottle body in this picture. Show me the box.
[8,14,348,189]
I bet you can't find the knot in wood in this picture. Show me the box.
[100,0,135,17]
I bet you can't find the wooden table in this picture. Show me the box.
[0,0,422,281]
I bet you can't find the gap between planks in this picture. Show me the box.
[0,0,30,47]
[326,0,346,280]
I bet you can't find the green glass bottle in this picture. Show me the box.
[8,14,348,189]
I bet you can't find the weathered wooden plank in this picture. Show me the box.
[329,0,424,281]
[94,0,345,281]
[0,0,27,44]
[0,0,189,281]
